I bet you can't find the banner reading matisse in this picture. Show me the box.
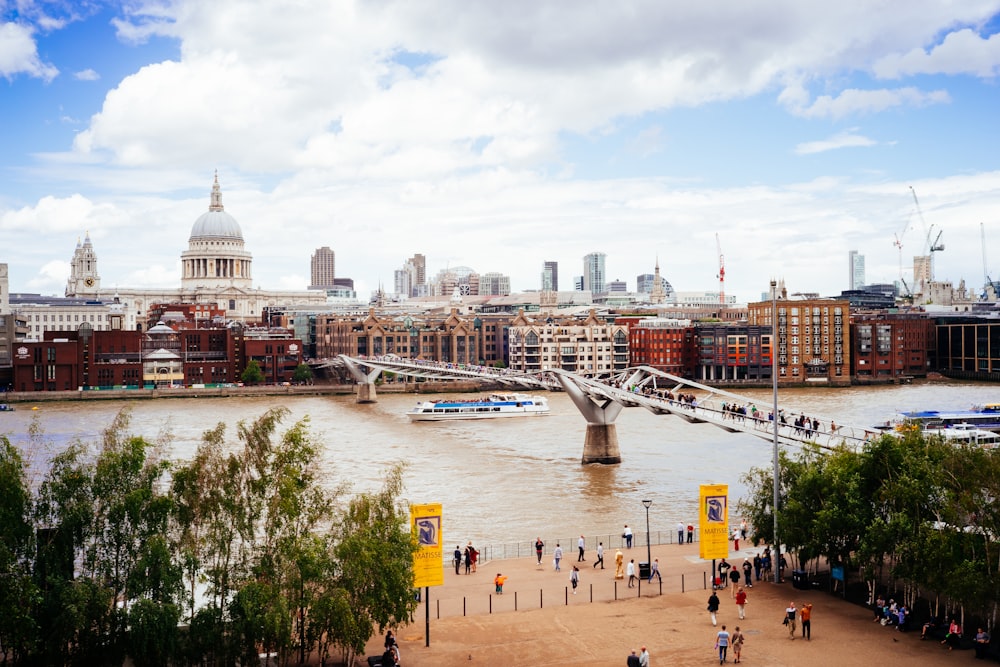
[410,503,444,587]
[699,484,729,560]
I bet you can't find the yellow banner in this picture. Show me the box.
[410,503,444,588]
[699,484,729,560]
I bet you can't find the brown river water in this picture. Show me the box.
[2,381,994,552]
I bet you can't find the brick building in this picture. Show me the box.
[851,312,933,382]
[747,289,851,385]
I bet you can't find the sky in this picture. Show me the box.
[2,0,1000,303]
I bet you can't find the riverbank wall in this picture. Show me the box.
[0,379,493,404]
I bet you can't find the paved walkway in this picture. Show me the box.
[366,541,971,666]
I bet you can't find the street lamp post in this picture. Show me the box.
[771,279,780,583]
[642,499,652,572]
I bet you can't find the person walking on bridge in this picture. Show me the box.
[535,537,544,565]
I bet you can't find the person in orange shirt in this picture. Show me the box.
[494,573,507,594]
[800,602,813,640]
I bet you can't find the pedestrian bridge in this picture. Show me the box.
[325,355,874,464]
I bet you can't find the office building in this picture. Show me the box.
[480,272,511,296]
[582,252,606,295]
[849,250,865,290]
[542,261,559,291]
[747,285,851,385]
[309,246,336,290]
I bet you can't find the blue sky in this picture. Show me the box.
[2,0,1000,301]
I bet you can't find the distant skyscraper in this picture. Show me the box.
[574,276,584,291]
[542,260,559,291]
[394,268,411,297]
[582,252,606,295]
[0,262,8,314]
[849,250,865,290]
[310,246,336,289]
[398,253,427,297]
[409,253,426,287]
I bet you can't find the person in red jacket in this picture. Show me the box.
[735,586,748,620]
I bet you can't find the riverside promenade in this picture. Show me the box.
[368,540,968,666]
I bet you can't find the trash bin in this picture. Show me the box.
[638,562,651,579]
[792,569,809,590]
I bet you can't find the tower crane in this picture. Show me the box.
[716,233,725,305]
[909,186,944,289]
[983,222,998,301]
[893,213,912,296]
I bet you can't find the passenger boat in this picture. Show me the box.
[922,424,1000,447]
[897,403,1000,432]
[406,393,550,421]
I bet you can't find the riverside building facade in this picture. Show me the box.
[747,289,851,385]
[507,309,628,376]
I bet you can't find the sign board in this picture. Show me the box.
[410,503,444,588]
[699,484,729,560]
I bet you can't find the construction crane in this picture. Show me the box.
[893,212,912,296]
[909,186,944,290]
[716,233,725,305]
[983,222,998,300]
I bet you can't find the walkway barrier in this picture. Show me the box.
[470,530,699,565]
[429,571,713,620]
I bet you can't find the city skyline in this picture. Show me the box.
[2,2,999,302]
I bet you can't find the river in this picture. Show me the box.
[2,381,995,551]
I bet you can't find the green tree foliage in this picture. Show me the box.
[326,464,419,662]
[738,431,1000,624]
[0,436,37,665]
[4,408,418,666]
[32,409,177,666]
[241,359,265,385]
[292,363,314,384]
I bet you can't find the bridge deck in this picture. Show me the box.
[327,355,874,450]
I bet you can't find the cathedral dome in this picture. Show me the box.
[190,210,243,240]
[189,174,244,241]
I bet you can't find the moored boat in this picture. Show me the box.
[407,393,550,421]
[895,403,1000,432]
[0,404,14,412]
[922,423,1000,447]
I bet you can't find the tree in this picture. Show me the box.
[0,436,37,665]
[241,359,265,385]
[293,363,314,385]
[324,464,419,663]
[32,408,177,666]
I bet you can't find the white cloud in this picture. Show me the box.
[74,68,99,81]
[0,194,125,234]
[26,260,71,293]
[874,28,1000,79]
[0,21,58,81]
[67,1,997,174]
[795,129,877,155]
[784,87,951,119]
[8,1,1000,300]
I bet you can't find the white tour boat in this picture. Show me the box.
[406,393,550,421]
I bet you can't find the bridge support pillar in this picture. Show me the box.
[339,356,382,404]
[356,382,377,404]
[556,374,624,465]
[583,424,621,465]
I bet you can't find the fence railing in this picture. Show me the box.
[419,570,726,621]
[456,530,699,565]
